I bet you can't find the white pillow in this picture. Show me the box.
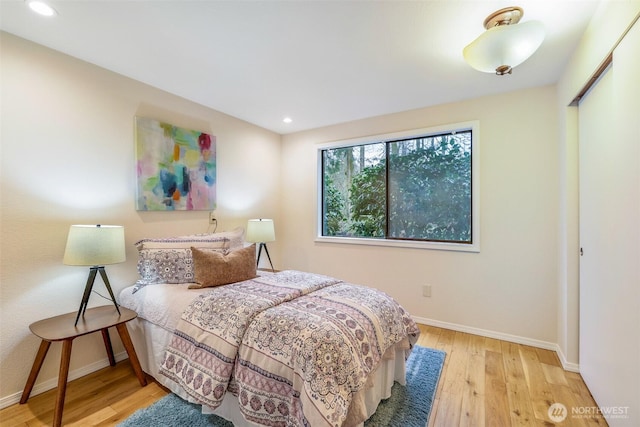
[180,227,245,250]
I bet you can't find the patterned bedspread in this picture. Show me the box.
[160,270,420,427]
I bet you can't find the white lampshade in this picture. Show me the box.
[63,225,126,266]
[463,5,545,76]
[246,219,275,243]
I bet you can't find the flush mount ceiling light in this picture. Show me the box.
[463,6,544,75]
[26,0,57,16]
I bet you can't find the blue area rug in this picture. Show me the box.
[118,345,445,427]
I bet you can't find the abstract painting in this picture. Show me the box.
[135,117,216,211]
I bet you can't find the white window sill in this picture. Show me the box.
[314,236,480,253]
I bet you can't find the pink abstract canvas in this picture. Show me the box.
[135,117,216,211]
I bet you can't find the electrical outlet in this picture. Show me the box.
[209,211,216,224]
[422,285,432,297]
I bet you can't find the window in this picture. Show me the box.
[318,122,479,252]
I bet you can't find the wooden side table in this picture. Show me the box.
[20,306,147,427]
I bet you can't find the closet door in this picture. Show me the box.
[578,20,639,426]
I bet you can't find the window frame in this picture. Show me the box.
[316,121,480,253]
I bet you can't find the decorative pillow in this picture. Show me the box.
[136,248,193,285]
[133,230,244,290]
[135,247,228,286]
[185,227,245,250]
[189,244,257,288]
[134,234,230,251]
[213,227,245,249]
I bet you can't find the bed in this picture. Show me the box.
[118,230,420,427]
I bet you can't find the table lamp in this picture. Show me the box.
[246,219,275,271]
[63,224,125,325]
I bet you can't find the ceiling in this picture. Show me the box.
[0,0,600,134]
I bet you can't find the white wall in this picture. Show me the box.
[280,86,560,346]
[0,32,282,403]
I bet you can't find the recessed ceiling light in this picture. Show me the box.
[283,117,293,124]
[27,0,57,16]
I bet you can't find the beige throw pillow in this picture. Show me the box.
[189,244,257,288]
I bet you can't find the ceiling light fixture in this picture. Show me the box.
[463,6,544,75]
[283,117,293,124]
[26,0,57,16]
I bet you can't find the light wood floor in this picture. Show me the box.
[0,324,606,426]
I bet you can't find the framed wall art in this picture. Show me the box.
[135,117,216,211]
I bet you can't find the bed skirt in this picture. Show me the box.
[125,317,408,427]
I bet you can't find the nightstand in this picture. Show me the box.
[20,306,147,427]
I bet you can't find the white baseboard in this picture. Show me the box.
[554,346,580,373]
[0,351,129,410]
[413,316,581,373]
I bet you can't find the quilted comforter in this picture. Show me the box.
[160,270,420,427]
